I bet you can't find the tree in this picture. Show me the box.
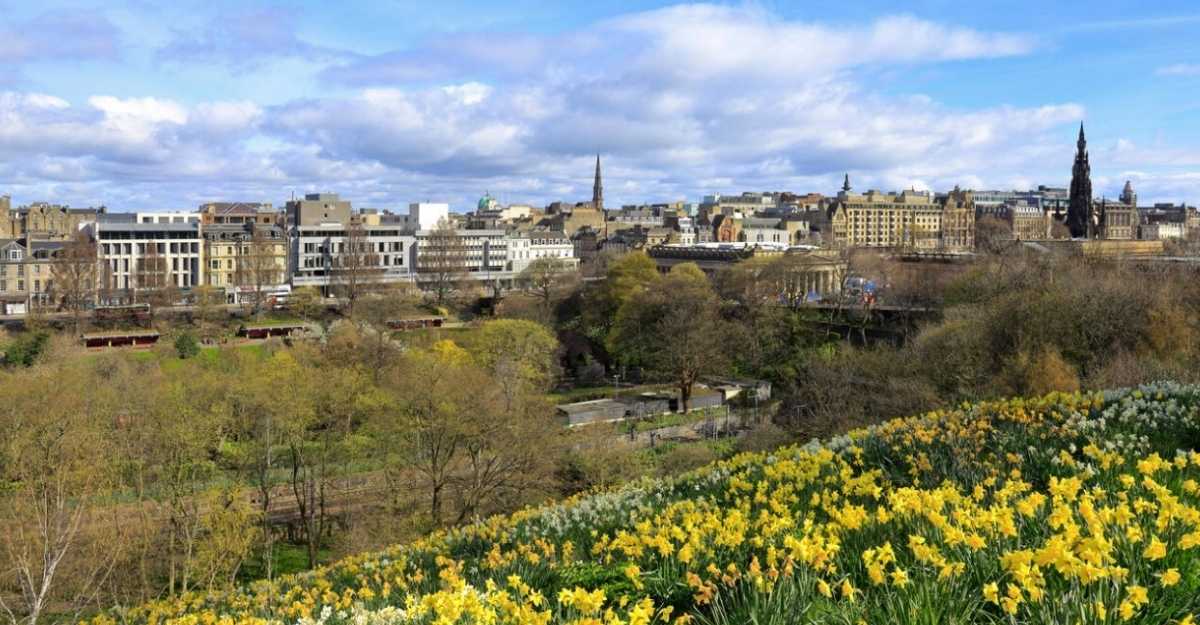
[581,251,660,343]
[417,218,468,307]
[135,243,172,307]
[191,285,225,342]
[377,339,555,527]
[609,263,728,412]
[467,319,558,411]
[518,257,577,320]
[188,487,260,591]
[975,216,1014,255]
[351,283,419,381]
[332,222,381,315]
[288,286,325,330]
[235,226,284,317]
[48,232,97,331]
[0,364,123,625]
[174,332,200,359]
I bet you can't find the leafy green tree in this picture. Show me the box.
[466,319,559,410]
[609,263,729,412]
[581,251,660,344]
[174,332,200,359]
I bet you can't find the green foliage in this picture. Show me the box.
[3,330,49,367]
[174,332,200,359]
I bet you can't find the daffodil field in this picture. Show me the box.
[94,383,1200,625]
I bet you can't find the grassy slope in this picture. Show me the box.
[93,384,1200,625]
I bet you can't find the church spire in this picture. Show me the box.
[1067,122,1093,238]
[592,154,603,212]
[842,173,851,192]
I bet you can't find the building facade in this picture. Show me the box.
[203,223,289,303]
[940,188,976,251]
[291,222,415,294]
[829,187,944,249]
[94,217,203,304]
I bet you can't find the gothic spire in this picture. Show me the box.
[842,173,851,192]
[1067,122,1094,238]
[592,154,603,212]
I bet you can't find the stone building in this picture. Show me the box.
[203,223,289,304]
[0,197,103,240]
[197,202,279,226]
[0,239,66,314]
[1097,198,1136,240]
[939,187,976,251]
[828,180,943,249]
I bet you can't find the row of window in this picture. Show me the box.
[101,242,200,255]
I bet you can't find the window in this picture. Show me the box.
[8,250,21,261]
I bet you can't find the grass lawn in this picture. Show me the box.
[238,541,332,583]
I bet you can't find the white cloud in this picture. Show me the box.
[5,3,1188,210]
[1155,63,1200,77]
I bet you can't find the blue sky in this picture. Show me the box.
[3,1,1200,211]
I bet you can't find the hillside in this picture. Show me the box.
[92,384,1200,625]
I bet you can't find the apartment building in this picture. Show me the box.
[203,223,289,303]
[507,231,579,274]
[829,189,945,249]
[94,215,203,304]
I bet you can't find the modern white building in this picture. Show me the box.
[93,215,204,303]
[135,212,200,225]
[507,232,579,274]
[412,228,513,287]
[401,203,450,231]
[291,222,415,294]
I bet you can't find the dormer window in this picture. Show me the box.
[8,250,21,261]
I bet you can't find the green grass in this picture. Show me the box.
[238,541,333,583]
[236,314,309,327]
[111,342,267,372]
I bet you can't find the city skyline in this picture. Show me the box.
[4,1,1200,210]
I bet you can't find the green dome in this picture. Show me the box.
[478,193,494,210]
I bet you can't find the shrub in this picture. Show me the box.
[3,330,49,367]
[174,332,200,359]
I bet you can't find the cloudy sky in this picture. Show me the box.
[3,0,1200,211]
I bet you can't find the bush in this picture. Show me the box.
[174,332,200,359]
[3,331,49,367]
[733,423,793,454]
[653,442,718,477]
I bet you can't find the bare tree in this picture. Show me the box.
[48,233,97,331]
[975,216,1015,255]
[417,218,468,307]
[518,256,577,318]
[332,222,381,315]
[235,226,284,317]
[135,243,172,307]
